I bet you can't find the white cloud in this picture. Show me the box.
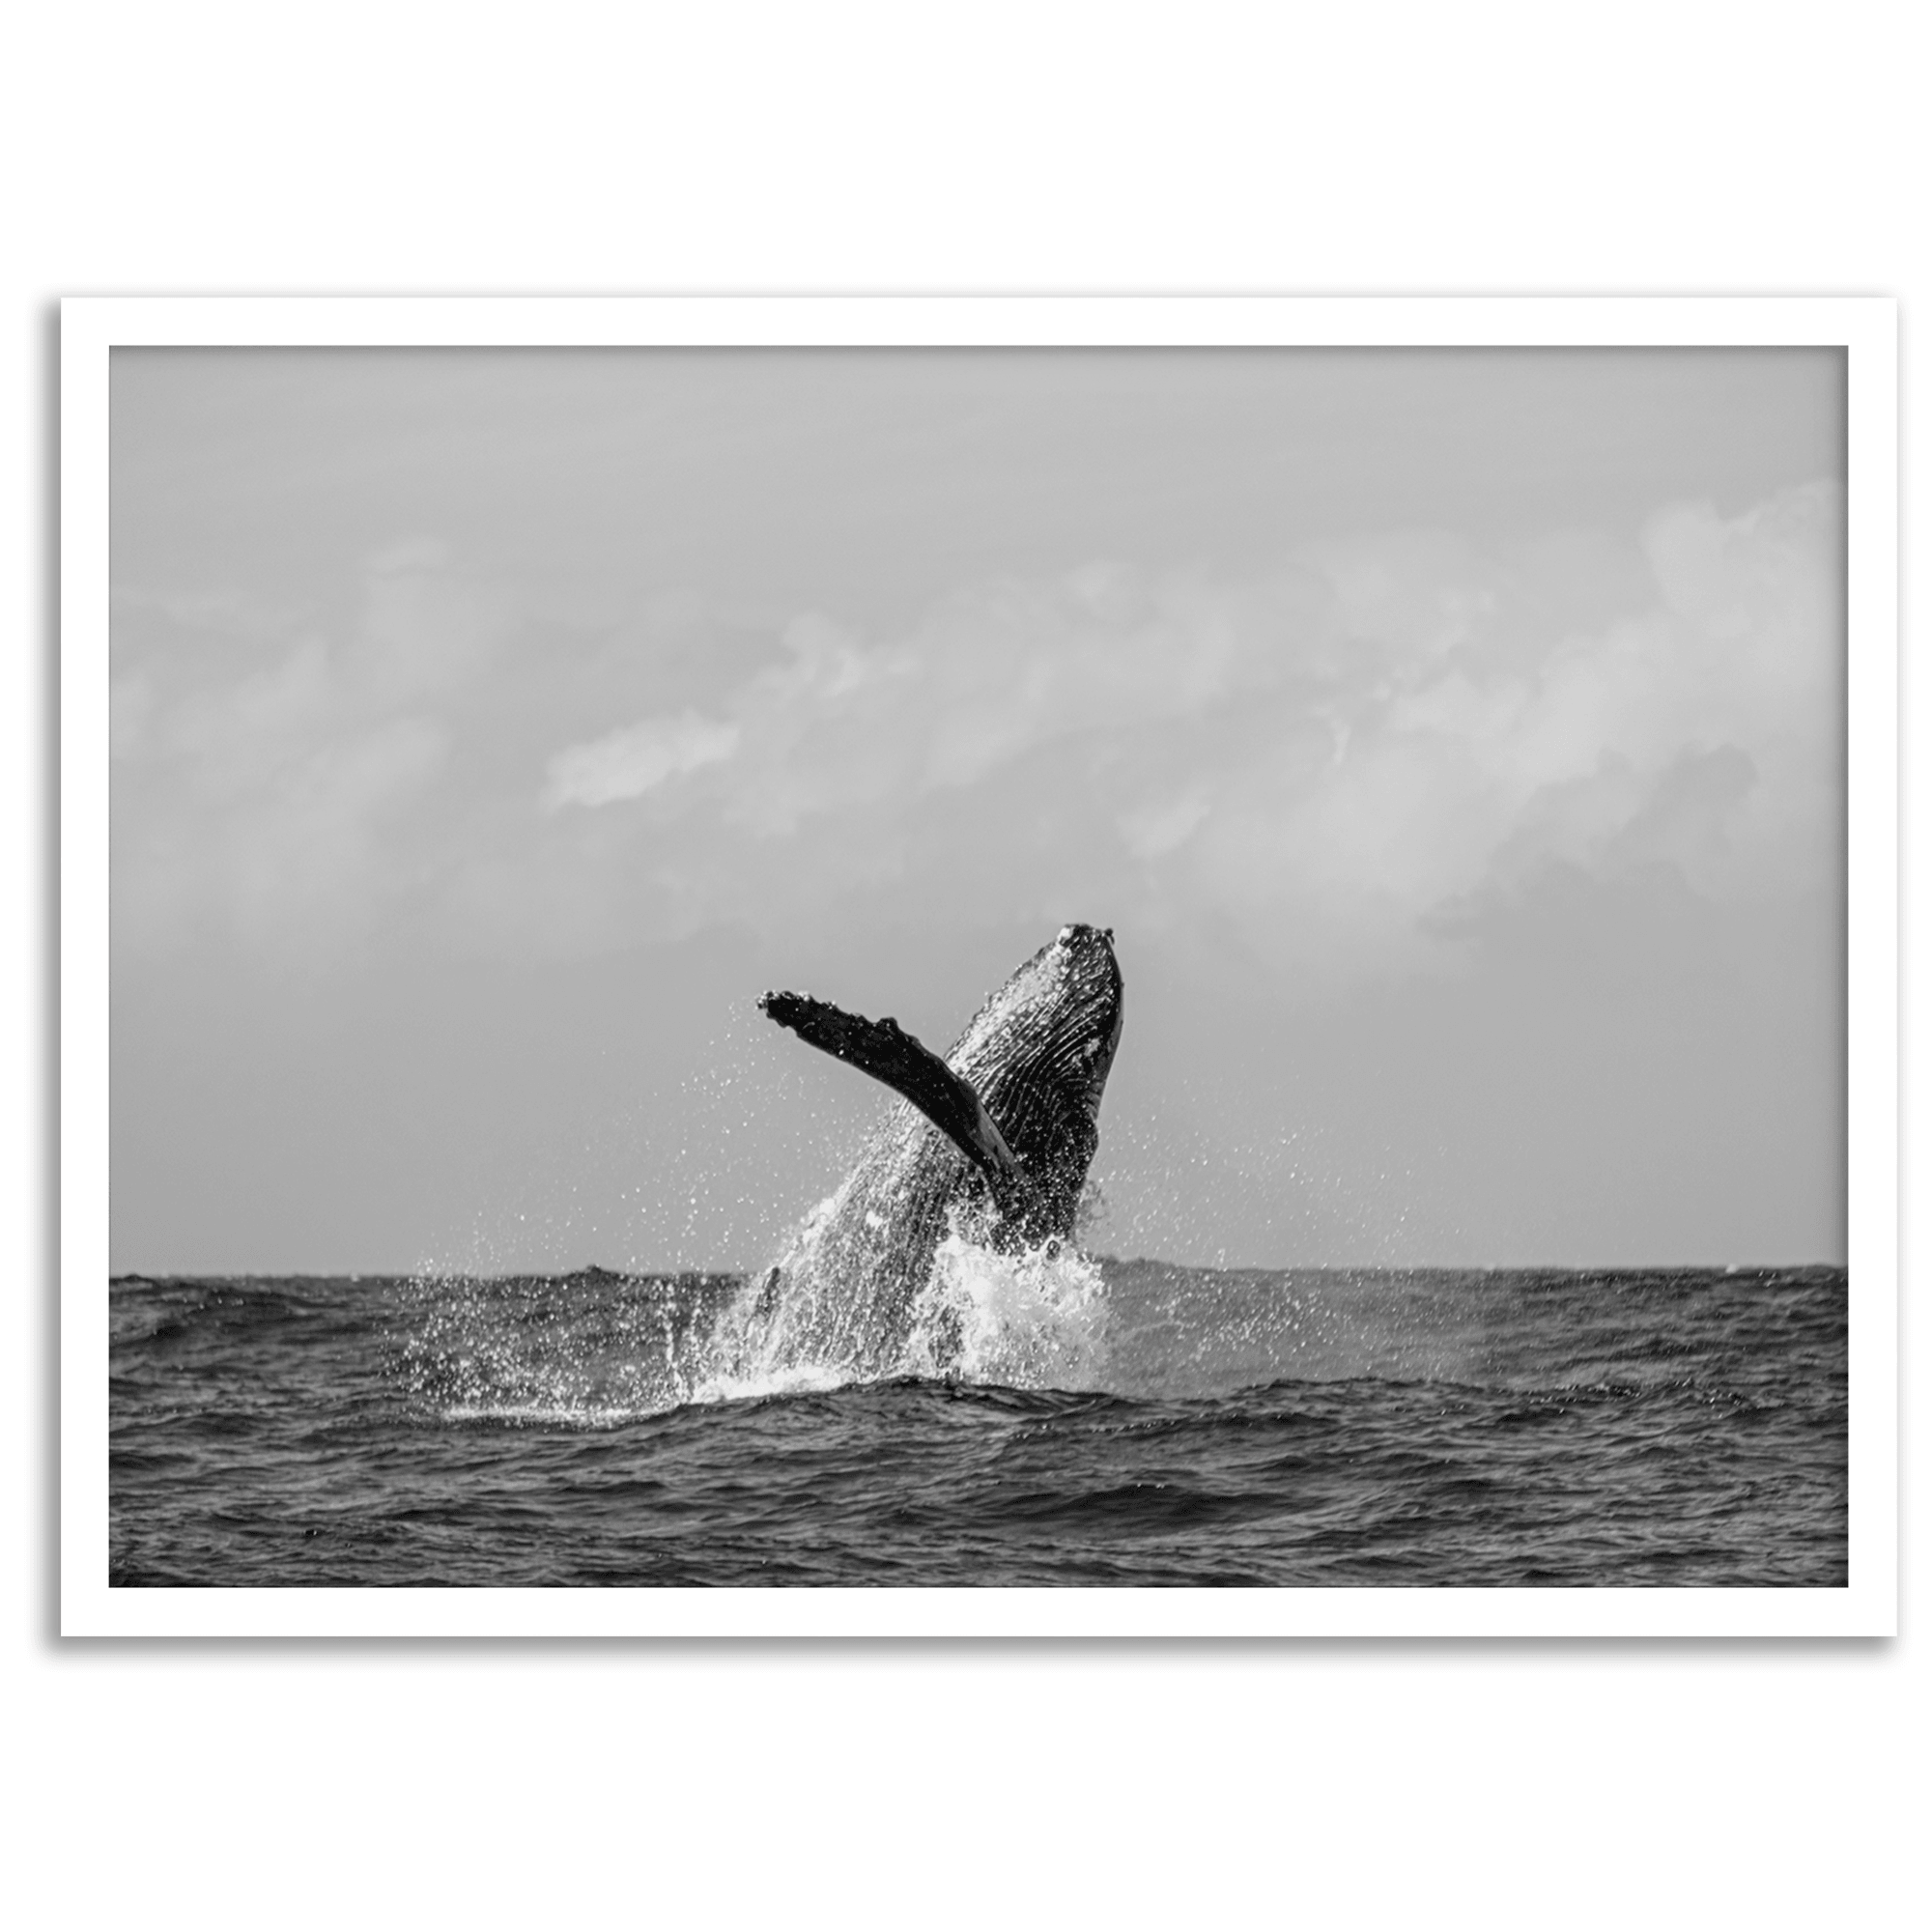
[569,478,1842,969]
[1121,787,1212,863]
[542,711,741,810]
[110,483,1843,974]
[111,546,473,954]
[219,718,449,944]
[355,546,506,703]
[160,635,334,794]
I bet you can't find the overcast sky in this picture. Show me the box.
[109,346,1845,1273]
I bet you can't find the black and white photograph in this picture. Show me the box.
[15,13,1926,1926]
[75,301,1887,1622]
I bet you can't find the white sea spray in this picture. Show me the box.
[902,1212,1112,1390]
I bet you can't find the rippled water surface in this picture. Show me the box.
[108,1261,1847,1587]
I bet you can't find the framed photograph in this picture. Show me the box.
[62,296,1897,1635]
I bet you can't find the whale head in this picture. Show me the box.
[951,923,1123,1238]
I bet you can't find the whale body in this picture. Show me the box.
[743,923,1123,1377]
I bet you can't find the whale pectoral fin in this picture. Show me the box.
[758,990,1017,1184]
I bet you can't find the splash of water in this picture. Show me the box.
[902,1223,1111,1390]
[698,1199,1113,1404]
[401,1186,1119,1427]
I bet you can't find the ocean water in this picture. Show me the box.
[108,1248,1847,1588]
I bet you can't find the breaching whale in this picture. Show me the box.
[743,923,1123,1377]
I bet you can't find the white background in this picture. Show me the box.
[5,4,1922,1926]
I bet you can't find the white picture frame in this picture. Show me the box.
[63,294,1898,1637]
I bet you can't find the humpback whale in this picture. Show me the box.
[744,923,1123,1377]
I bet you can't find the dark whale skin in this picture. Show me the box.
[745,924,1123,1378]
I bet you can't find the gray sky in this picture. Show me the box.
[109,347,1846,1273]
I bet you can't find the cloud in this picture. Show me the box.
[1161,486,1841,971]
[542,711,740,810]
[111,483,1842,976]
[1121,786,1211,863]
[517,480,1840,968]
[355,542,506,703]
[110,547,472,955]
